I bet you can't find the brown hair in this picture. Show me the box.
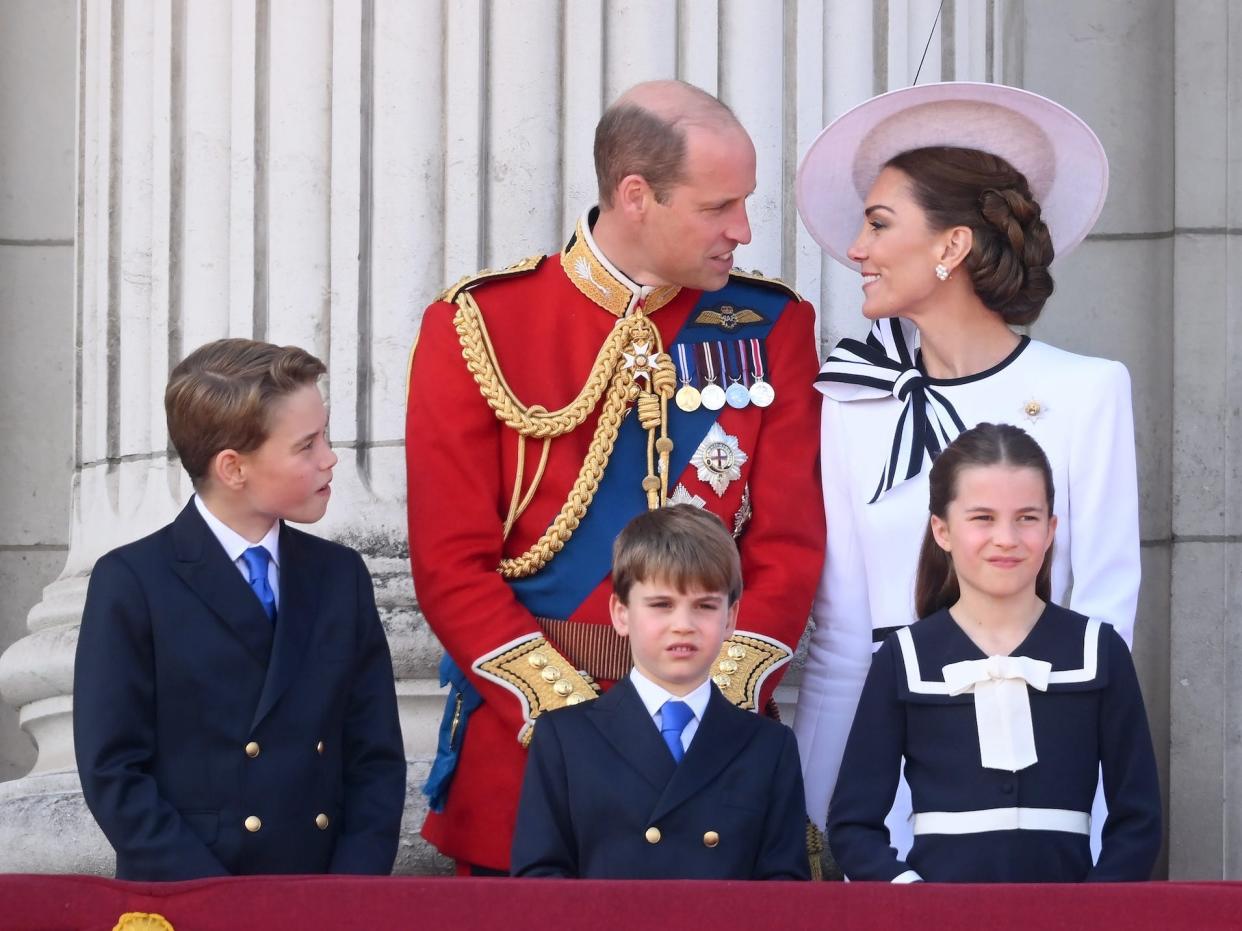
[885,146,1056,325]
[612,504,743,605]
[914,423,1055,618]
[594,81,738,207]
[165,338,326,487]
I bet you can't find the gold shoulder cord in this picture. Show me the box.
[453,293,676,579]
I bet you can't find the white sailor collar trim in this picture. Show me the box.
[892,611,1105,698]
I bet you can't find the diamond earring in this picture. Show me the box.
[935,263,949,281]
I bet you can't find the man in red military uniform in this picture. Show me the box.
[406,80,825,874]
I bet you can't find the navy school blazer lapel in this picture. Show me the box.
[587,677,677,790]
[648,684,763,825]
[250,522,318,729]
[170,501,274,667]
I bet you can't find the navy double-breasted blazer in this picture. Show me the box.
[73,500,406,881]
[510,676,809,880]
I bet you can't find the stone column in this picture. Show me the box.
[0,0,1000,874]
[1020,0,1176,876]
[1167,0,1242,880]
[0,0,76,799]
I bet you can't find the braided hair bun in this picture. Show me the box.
[885,146,1056,325]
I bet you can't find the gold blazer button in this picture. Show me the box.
[315,813,330,830]
[703,831,720,848]
[244,816,262,833]
[645,826,662,845]
[245,741,260,758]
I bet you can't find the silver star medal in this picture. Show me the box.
[690,423,748,496]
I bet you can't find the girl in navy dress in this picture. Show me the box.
[828,423,1160,883]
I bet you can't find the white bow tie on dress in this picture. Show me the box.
[942,654,1053,772]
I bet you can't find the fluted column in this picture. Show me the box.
[0,0,1002,874]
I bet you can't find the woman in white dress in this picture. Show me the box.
[792,82,1140,865]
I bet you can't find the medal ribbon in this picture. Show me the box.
[676,343,695,385]
[750,338,767,381]
[700,342,717,385]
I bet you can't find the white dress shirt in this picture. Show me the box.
[194,495,282,608]
[629,668,713,755]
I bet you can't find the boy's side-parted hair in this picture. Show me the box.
[611,504,743,605]
[165,337,326,486]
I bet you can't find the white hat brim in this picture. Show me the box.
[795,82,1108,267]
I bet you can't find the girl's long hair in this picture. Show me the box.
[914,423,1056,618]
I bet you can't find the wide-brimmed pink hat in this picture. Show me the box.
[796,81,1108,267]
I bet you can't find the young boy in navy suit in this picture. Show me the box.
[74,339,406,881]
[510,504,809,879]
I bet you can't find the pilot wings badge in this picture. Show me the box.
[694,304,765,332]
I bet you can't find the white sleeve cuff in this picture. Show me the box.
[892,869,923,884]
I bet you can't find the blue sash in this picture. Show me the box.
[510,278,789,618]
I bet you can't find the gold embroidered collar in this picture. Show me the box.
[561,208,680,318]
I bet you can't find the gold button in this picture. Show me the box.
[718,659,738,675]
[727,644,746,660]
[315,813,330,830]
[553,679,573,697]
[316,740,325,755]
[566,693,586,706]
[541,666,561,682]
[645,826,661,844]
[703,830,720,848]
[244,816,262,833]
[1024,400,1042,417]
[245,741,260,758]
[713,674,732,689]
[527,652,548,669]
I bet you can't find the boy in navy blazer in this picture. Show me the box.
[74,339,406,880]
[510,505,809,879]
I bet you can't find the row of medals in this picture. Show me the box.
[675,375,775,412]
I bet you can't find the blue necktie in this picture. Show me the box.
[241,546,276,623]
[660,700,694,763]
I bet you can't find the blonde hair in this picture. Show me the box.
[165,338,326,486]
[612,504,742,604]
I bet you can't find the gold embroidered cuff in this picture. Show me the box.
[475,636,600,741]
[709,633,792,711]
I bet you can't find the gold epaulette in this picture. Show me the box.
[435,253,546,304]
[729,267,804,303]
[709,633,792,711]
[475,635,600,746]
